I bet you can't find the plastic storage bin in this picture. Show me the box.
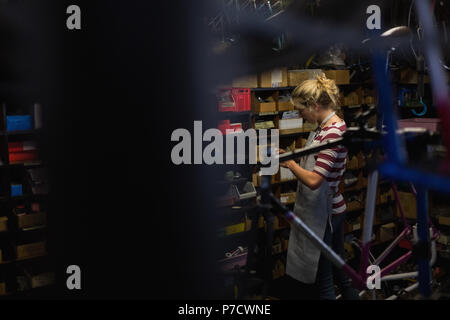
[11,184,23,197]
[218,88,251,112]
[6,115,33,132]
[398,118,441,133]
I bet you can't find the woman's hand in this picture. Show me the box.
[278,148,295,169]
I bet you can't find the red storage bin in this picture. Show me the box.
[218,88,251,112]
[218,89,236,112]
[9,150,39,163]
[218,120,243,135]
[233,88,251,111]
[229,123,243,133]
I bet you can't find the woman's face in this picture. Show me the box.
[297,105,317,123]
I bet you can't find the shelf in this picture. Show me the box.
[280,131,310,138]
[279,128,303,136]
[1,161,44,169]
[2,129,41,136]
[344,217,399,235]
[343,184,365,192]
[251,87,295,92]
[9,194,48,201]
[270,179,298,186]
[0,253,48,265]
[0,284,55,298]
[218,111,251,119]
[0,225,47,235]
[346,206,364,213]
[216,178,248,186]
[341,103,376,109]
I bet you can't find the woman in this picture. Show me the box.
[280,74,359,300]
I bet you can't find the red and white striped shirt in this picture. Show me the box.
[312,121,348,215]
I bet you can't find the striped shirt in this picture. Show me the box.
[312,121,348,215]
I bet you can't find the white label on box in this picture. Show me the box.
[353,224,361,230]
[271,69,282,87]
[281,197,288,203]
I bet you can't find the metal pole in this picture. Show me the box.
[359,170,378,277]
[416,187,432,298]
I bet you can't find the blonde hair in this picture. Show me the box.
[290,73,340,111]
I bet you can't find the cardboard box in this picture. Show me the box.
[225,222,245,235]
[323,70,350,84]
[352,219,361,231]
[343,92,359,106]
[259,68,288,88]
[232,74,258,88]
[272,241,282,255]
[439,215,450,226]
[437,233,450,245]
[244,215,265,231]
[273,216,279,230]
[346,200,361,212]
[364,96,375,104]
[0,282,5,295]
[277,101,294,111]
[397,68,430,84]
[252,173,259,187]
[17,212,47,229]
[398,192,417,219]
[28,272,55,289]
[0,217,8,232]
[16,241,47,260]
[282,239,289,251]
[347,155,359,170]
[379,189,394,204]
[280,192,296,205]
[272,259,285,280]
[251,93,277,113]
[287,69,323,86]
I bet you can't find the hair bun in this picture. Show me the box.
[315,73,331,87]
[291,72,340,111]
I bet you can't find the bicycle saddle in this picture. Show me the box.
[362,26,412,45]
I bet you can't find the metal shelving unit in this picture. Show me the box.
[0,103,52,297]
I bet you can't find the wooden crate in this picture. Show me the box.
[16,241,47,260]
[323,70,350,84]
[17,212,46,229]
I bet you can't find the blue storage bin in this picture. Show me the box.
[6,115,33,132]
[11,184,23,197]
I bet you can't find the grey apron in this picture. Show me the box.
[286,129,334,284]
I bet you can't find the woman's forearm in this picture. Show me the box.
[286,161,323,190]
